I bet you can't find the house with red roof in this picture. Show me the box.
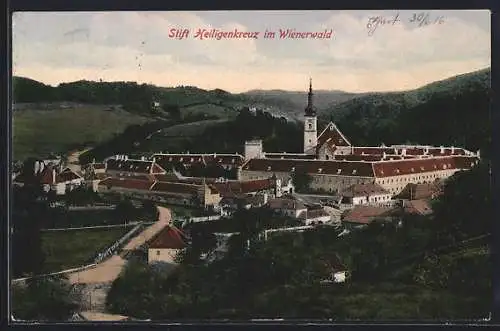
[147,225,189,264]
[340,183,392,207]
[342,205,394,230]
[105,156,167,178]
[97,176,222,209]
[34,166,84,195]
[267,197,308,219]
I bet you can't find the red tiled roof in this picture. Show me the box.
[56,169,82,183]
[213,178,275,197]
[242,159,375,177]
[154,154,205,167]
[265,153,317,160]
[98,177,154,191]
[153,153,244,168]
[153,173,181,182]
[150,181,201,196]
[403,199,433,216]
[39,167,55,184]
[341,183,389,197]
[372,156,478,178]
[396,181,444,200]
[317,122,351,148]
[352,147,397,155]
[267,198,307,211]
[149,225,188,249]
[106,159,158,174]
[343,206,393,224]
[305,208,330,219]
[321,254,347,272]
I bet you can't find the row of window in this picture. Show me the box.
[379,170,454,185]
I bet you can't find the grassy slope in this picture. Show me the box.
[13,106,150,161]
[41,227,132,272]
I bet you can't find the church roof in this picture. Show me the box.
[317,122,351,149]
[242,158,375,177]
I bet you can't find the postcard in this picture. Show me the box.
[11,10,491,322]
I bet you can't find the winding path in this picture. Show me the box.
[68,206,171,285]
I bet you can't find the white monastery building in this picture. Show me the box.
[237,79,480,196]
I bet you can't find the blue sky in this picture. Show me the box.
[12,10,490,93]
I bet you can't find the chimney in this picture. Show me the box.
[477,150,481,158]
[382,152,386,160]
[52,168,56,184]
[402,148,407,156]
[451,146,455,154]
[440,146,444,154]
[125,155,128,161]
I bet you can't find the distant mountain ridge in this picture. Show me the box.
[320,67,491,155]
[13,67,491,160]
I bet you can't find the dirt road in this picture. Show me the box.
[68,206,171,285]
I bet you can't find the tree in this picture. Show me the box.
[291,166,313,193]
[141,200,159,221]
[12,276,82,321]
[113,199,138,224]
[12,186,46,277]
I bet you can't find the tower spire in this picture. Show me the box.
[305,77,315,116]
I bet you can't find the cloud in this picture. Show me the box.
[12,10,491,92]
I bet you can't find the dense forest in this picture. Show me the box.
[12,77,246,116]
[14,67,491,163]
[79,108,303,164]
[105,161,492,320]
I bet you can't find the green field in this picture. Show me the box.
[41,227,133,273]
[13,105,151,161]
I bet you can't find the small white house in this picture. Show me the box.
[301,208,332,225]
[147,225,188,264]
[340,183,392,206]
[320,254,349,284]
[39,167,84,195]
[267,197,307,219]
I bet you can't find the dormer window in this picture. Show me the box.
[318,168,323,173]
[443,164,447,169]
[267,166,272,171]
[420,166,425,171]
[352,169,357,175]
[395,169,400,174]
[118,164,122,168]
[146,166,150,171]
[380,170,384,175]
[180,157,183,162]
[169,157,173,161]
[190,158,194,162]
[291,167,295,172]
[411,168,414,172]
[337,169,342,174]
[232,159,235,164]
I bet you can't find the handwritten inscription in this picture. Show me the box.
[367,12,445,36]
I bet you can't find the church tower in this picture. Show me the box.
[303,78,317,155]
